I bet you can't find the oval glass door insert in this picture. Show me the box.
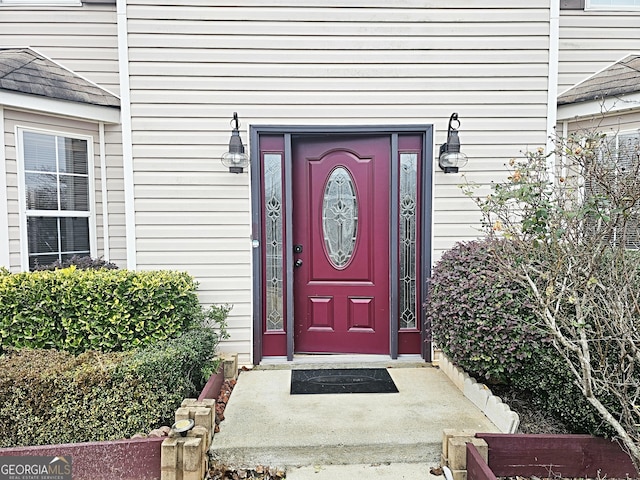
[322,166,358,268]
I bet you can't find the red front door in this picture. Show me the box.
[292,135,390,354]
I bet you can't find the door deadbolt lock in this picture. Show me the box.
[294,244,303,254]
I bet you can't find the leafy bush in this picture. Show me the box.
[0,267,204,354]
[0,326,224,447]
[427,239,616,437]
[427,239,543,383]
[33,255,118,271]
[511,351,615,436]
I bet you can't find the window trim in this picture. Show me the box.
[16,126,97,271]
[585,0,640,10]
[0,0,81,5]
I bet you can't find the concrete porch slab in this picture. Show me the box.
[285,462,442,479]
[209,366,499,469]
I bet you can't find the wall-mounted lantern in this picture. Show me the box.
[221,112,249,173]
[438,113,468,174]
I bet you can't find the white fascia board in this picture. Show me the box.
[557,92,640,121]
[0,90,120,124]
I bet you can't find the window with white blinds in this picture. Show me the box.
[19,129,93,270]
[587,130,640,249]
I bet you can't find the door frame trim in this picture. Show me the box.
[250,125,434,364]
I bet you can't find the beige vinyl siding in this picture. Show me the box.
[0,5,120,94]
[103,124,127,266]
[0,5,126,267]
[3,108,125,270]
[563,110,640,137]
[125,1,552,362]
[559,10,640,95]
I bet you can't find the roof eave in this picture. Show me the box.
[0,89,120,124]
[557,91,640,122]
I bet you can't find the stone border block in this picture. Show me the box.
[484,395,520,434]
[221,353,239,380]
[463,377,490,411]
[447,438,488,471]
[163,398,218,479]
[439,353,520,433]
[451,469,467,480]
[442,429,477,460]
[182,398,215,409]
[177,400,216,433]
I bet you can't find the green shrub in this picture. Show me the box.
[427,239,543,383]
[511,351,615,436]
[0,267,202,354]
[427,238,616,435]
[0,327,223,447]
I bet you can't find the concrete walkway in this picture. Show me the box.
[209,361,500,478]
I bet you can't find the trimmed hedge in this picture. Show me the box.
[0,327,221,447]
[0,267,202,354]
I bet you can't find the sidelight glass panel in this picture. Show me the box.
[264,153,284,331]
[399,153,418,329]
[322,167,358,268]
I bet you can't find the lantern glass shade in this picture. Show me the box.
[221,151,249,168]
[439,151,468,169]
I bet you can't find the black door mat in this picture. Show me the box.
[290,368,399,394]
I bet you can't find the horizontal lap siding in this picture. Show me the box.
[126,1,552,363]
[564,111,640,138]
[0,6,120,95]
[0,5,126,268]
[559,10,640,95]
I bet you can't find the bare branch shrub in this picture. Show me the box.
[465,129,640,470]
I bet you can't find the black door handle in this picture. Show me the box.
[294,259,303,268]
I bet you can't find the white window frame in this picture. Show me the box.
[16,126,97,271]
[0,0,81,6]
[586,0,640,10]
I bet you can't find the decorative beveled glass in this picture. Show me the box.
[400,153,418,329]
[322,167,358,268]
[264,153,284,331]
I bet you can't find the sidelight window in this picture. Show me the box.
[399,153,418,330]
[264,153,284,331]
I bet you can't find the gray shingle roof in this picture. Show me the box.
[0,47,120,109]
[558,54,640,106]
